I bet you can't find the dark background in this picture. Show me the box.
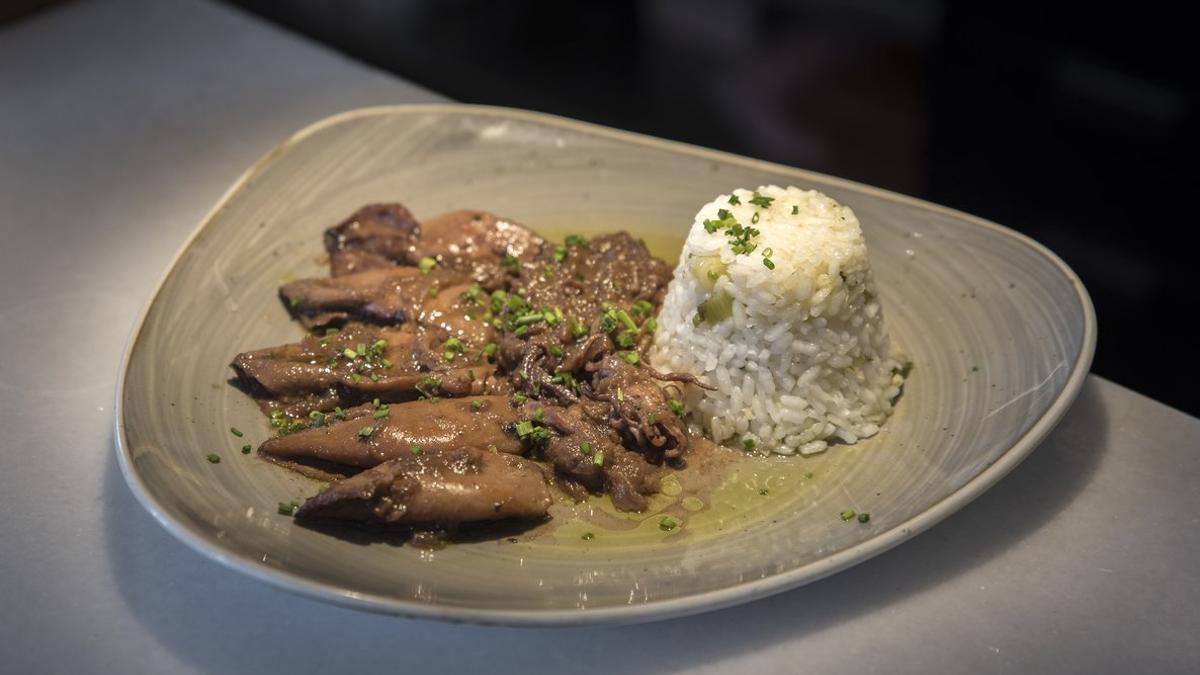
[231,0,1200,417]
[13,0,1196,414]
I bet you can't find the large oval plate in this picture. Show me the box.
[115,105,1095,625]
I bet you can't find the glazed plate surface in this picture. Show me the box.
[115,105,1095,625]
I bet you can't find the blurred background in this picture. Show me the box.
[5,0,1196,414]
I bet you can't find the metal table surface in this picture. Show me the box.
[1,1,1196,672]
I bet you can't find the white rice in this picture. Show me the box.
[649,185,905,455]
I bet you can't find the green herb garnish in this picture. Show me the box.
[840,510,857,521]
[206,453,221,464]
[461,284,482,305]
[749,191,774,208]
[230,427,243,437]
[416,375,441,399]
[443,336,465,361]
[668,399,684,417]
[418,257,437,274]
[357,425,375,439]
[659,515,679,531]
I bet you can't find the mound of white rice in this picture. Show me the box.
[649,185,905,455]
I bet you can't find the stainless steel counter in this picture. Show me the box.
[1,1,1196,672]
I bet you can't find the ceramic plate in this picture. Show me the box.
[115,105,1095,625]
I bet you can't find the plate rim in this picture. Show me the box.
[113,103,1097,626]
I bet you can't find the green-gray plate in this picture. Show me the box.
[115,105,1096,625]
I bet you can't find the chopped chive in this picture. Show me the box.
[593,451,604,467]
[418,257,437,273]
[460,284,483,304]
[857,512,871,523]
[549,344,563,357]
[617,387,624,402]
[241,444,252,454]
[616,310,637,332]
[513,325,529,337]
[357,425,375,439]
[580,440,592,453]
[643,317,657,333]
[342,348,357,359]
[471,400,483,411]
[373,408,389,420]
[325,327,339,336]
[751,211,760,224]
[511,392,527,406]
[748,192,774,208]
[621,351,640,365]
[277,500,300,516]
[564,234,589,248]
[759,487,770,496]
[534,408,545,422]
[840,510,857,521]
[333,406,346,420]
[206,453,221,464]
[742,437,755,451]
[763,257,775,270]
[230,427,244,437]
[581,532,595,541]
[727,194,741,205]
[791,205,799,215]
[569,316,589,340]
[410,446,423,455]
[482,342,498,360]
[668,399,684,417]
[443,336,465,361]
[646,413,656,425]
[659,515,679,531]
